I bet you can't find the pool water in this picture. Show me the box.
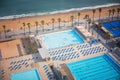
[41,30,84,49]
[11,69,41,80]
[67,55,120,80]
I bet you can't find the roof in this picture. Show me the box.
[38,48,49,59]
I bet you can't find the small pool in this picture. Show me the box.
[11,69,41,80]
[67,55,120,80]
[41,30,84,49]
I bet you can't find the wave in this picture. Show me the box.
[0,3,120,20]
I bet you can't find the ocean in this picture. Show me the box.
[0,0,120,19]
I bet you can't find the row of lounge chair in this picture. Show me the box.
[0,70,5,80]
[76,39,100,50]
[79,46,107,56]
[49,40,108,61]
[9,62,29,71]
[8,56,39,71]
[49,47,74,56]
[43,65,54,80]
[52,52,80,61]
[76,43,90,50]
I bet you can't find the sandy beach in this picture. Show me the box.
[0,5,119,31]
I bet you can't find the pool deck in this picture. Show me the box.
[0,25,112,80]
[0,42,106,80]
[31,26,109,80]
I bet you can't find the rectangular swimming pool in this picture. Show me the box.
[41,29,84,49]
[102,21,120,37]
[11,68,41,80]
[67,55,120,80]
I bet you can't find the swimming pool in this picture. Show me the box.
[41,30,84,49]
[102,21,120,37]
[11,68,41,80]
[67,55,120,80]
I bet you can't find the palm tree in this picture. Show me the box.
[96,22,102,39]
[78,12,80,26]
[70,15,74,27]
[87,18,91,32]
[35,21,39,34]
[57,18,61,29]
[112,9,116,20]
[2,25,6,38]
[51,18,55,30]
[27,23,31,35]
[41,20,45,32]
[22,22,26,35]
[117,8,120,19]
[84,14,89,29]
[84,14,89,19]
[98,8,102,22]
[108,9,112,20]
[92,9,96,22]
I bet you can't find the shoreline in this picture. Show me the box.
[0,3,119,20]
[0,4,120,31]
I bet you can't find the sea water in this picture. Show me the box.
[0,0,120,19]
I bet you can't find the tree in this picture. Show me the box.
[51,18,55,30]
[2,25,6,38]
[22,22,26,35]
[57,18,61,29]
[96,22,102,39]
[92,9,96,22]
[112,9,116,20]
[117,8,120,19]
[78,12,80,26]
[70,16,74,27]
[87,18,91,32]
[35,21,39,34]
[106,32,111,38]
[84,14,89,29]
[41,20,45,32]
[27,23,31,35]
[98,8,102,22]
[84,14,89,19]
[108,9,112,20]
